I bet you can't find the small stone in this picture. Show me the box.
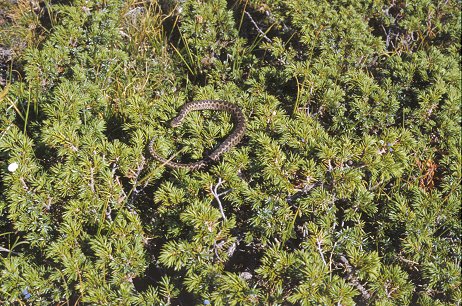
[22,288,31,300]
[240,272,253,280]
[8,162,18,172]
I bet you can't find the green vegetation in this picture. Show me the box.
[0,0,460,304]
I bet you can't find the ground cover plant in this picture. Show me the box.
[0,0,460,305]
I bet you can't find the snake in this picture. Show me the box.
[149,100,246,170]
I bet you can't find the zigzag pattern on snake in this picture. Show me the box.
[149,100,246,170]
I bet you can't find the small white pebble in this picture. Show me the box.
[8,162,19,172]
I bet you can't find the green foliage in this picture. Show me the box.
[0,0,460,304]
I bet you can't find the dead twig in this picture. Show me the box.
[339,255,371,301]
[210,178,229,220]
[0,246,19,255]
[244,11,272,43]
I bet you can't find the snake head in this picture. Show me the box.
[170,117,181,127]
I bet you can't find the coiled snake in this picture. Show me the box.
[149,100,246,170]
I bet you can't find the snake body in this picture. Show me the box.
[149,100,246,170]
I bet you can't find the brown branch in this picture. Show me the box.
[339,255,371,301]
